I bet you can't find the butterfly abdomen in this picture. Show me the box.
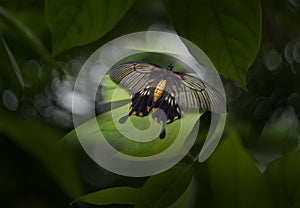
[153,79,166,102]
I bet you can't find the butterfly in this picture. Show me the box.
[109,61,225,139]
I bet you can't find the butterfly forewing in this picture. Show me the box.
[110,62,164,94]
[110,63,135,83]
[162,72,225,113]
[180,73,225,113]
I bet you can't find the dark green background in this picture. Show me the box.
[0,0,300,207]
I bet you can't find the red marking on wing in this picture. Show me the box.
[153,67,161,71]
[174,73,182,79]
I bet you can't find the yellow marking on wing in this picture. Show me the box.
[147,106,151,112]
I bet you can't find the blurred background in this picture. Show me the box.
[0,0,300,207]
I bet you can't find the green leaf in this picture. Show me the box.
[45,0,135,55]
[259,107,299,151]
[100,74,131,104]
[64,73,203,157]
[64,103,202,157]
[135,164,193,208]
[77,186,140,205]
[253,107,300,168]
[99,104,202,157]
[168,176,197,208]
[0,6,60,73]
[0,37,24,89]
[0,109,82,198]
[264,150,300,208]
[163,0,262,89]
[195,133,274,208]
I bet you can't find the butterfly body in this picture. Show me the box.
[153,79,166,102]
[110,61,225,139]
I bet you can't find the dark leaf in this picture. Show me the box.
[135,164,193,208]
[264,150,300,208]
[168,176,197,208]
[0,109,82,198]
[77,186,140,205]
[45,0,135,55]
[163,0,262,89]
[195,133,274,208]
[0,6,59,72]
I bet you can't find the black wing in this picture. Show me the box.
[152,91,182,139]
[129,87,153,117]
[109,62,163,94]
[119,87,182,139]
[152,91,182,124]
[119,87,154,124]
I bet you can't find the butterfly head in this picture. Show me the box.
[167,63,174,71]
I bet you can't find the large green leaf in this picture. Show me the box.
[64,103,202,158]
[195,133,274,208]
[76,186,140,205]
[264,150,300,208]
[65,73,203,157]
[45,0,135,55]
[0,109,82,198]
[163,0,262,89]
[135,164,193,208]
[99,104,202,157]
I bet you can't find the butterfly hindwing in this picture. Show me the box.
[152,91,182,139]
[119,87,153,124]
[153,91,181,123]
[130,87,153,117]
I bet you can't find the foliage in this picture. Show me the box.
[163,0,261,89]
[0,0,299,207]
[45,0,135,55]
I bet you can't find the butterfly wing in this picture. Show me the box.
[130,87,154,117]
[164,72,226,113]
[152,91,182,124]
[109,62,163,94]
[110,62,226,113]
[119,87,154,123]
